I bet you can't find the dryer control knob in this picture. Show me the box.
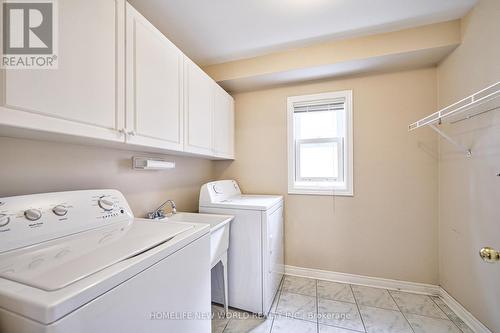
[52,205,68,216]
[24,209,42,221]
[98,197,114,211]
[0,214,10,227]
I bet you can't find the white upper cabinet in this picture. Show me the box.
[0,0,234,159]
[125,3,184,151]
[184,59,214,156]
[213,85,235,159]
[0,0,125,142]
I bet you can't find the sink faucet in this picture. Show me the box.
[147,199,177,220]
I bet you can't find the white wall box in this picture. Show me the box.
[0,1,234,160]
[132,156,176,170]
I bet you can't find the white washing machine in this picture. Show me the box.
[199,180,284,315]
[0,190,211,333]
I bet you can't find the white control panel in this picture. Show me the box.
[0,190,133,253]
[199,180,241,206]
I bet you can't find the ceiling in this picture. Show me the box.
[218,45,458,93]
[128,0,476,66]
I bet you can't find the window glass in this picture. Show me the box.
[298,141,339,179]
[295,110,338,139]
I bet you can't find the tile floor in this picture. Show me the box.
[211,275,474,333]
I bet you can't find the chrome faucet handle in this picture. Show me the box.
[147,209,165,220]
[147,199,176,220]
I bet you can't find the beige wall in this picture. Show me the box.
[215,68,439,284]
[437,0,500,331]
[0,137,214,217]
[204,20,460,81]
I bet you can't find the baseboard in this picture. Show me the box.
[284,265,491,333]
[284,265,440,295]
[439,288,492,333]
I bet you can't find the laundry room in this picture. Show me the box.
[0,0,499,333]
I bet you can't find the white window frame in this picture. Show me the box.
[287,90,353,196]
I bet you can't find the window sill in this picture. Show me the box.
[288,188,354,197]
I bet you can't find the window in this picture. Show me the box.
[287,91,353,196]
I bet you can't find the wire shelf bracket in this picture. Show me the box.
[429,123,472,157]
[408,81,500,157]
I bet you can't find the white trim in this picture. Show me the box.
[285,265,439,295]
[284,265,492,333]
[287,189,344,196]
[287,90,354,197]
[439,288,493,333]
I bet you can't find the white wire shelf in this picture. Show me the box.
[409,81,500,131]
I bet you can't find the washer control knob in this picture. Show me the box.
[98,197,114,211]
[213,184,222,194]
[0,214,10,227]
[24,209,42,221]
[52,205,68,216]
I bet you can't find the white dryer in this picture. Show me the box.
[0,190,211,333]
[199,180,284,315]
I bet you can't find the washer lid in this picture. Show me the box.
[201,195,283,211]
[0,220,193,291]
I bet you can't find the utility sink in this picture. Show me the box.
[166,212,233,268]
[167,212,233,314]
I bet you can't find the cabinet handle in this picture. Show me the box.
[127,130,136,136]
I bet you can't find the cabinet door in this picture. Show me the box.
[0,0,125,142]
[213,85,235,159]
[125,4,183,151]
[184,59,214,156]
